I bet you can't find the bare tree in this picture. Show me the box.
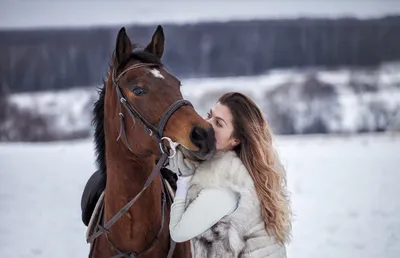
[368,100,400,132]
[0,60,10,125]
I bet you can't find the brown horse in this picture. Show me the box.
[87,26,216,257]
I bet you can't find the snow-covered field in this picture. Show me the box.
[0,133,399,258]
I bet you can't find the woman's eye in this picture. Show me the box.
[132,87,146,96]
[206,112,211,118]
[217,121,222,127]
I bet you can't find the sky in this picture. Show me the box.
[1,0,399,29]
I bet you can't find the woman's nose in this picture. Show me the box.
[205,119,214,128]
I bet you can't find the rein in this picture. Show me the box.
[87,62,193,258]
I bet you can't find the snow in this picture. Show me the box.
[1,0,399,29]
[1,133,399,258]
[278,133,400,258]
[0,139,95,257]
[9,88,98,135]
[8,62,400,136]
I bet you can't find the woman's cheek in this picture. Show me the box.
[214,130,220,144]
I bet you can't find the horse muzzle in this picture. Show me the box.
[180,126,216,161]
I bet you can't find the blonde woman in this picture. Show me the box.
[167,92,292,258]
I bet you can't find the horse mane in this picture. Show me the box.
[92,43,177,189]
[92,82,107,176]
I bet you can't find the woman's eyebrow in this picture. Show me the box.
[210,109,227,125]
[217,117,227,125]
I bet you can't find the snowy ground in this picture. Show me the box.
[0,133,399,258]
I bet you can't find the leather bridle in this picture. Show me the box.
[87,62,193,258]
[113,63,192,155]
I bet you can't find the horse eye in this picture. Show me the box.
[132,87,146,96]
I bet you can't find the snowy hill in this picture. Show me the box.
[0,133,399,258]
[4,62,400,142]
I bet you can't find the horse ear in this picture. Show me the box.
[145,25,165,59]
[115,27,132,66]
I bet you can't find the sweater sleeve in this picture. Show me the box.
[169,187,238,243]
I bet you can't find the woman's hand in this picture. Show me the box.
[165,150,196,198]
[166,150,196,177]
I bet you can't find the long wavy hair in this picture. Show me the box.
[218,92,292,244]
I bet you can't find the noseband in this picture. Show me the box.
[87,62,193,258]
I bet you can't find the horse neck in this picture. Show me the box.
[103,79,168,253]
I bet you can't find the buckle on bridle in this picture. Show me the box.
[159,137,180,158]
[144,126,153,137]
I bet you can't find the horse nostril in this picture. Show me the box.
[190,126,207,146]
[190,126,216,154]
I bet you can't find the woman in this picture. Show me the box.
[167,92,292,258]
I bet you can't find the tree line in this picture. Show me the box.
[1,16,399,93]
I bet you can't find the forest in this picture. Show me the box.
[1,16,399,93]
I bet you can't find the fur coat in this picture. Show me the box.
[186,150,287,258]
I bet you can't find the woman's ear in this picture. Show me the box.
[231,138,240,148]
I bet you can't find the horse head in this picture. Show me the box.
[109,26,216,161]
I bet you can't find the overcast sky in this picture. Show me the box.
[1,0,399,29]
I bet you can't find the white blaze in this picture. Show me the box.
[149,69,164,79]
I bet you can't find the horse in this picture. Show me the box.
[86,25,216,258]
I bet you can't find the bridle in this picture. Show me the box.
[114,62,192,157]
[87,62,193,258]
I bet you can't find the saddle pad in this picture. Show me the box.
[81,170,107,226]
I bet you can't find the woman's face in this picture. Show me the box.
[205,102,240,151]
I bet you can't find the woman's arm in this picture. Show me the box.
[169,187,238,242]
